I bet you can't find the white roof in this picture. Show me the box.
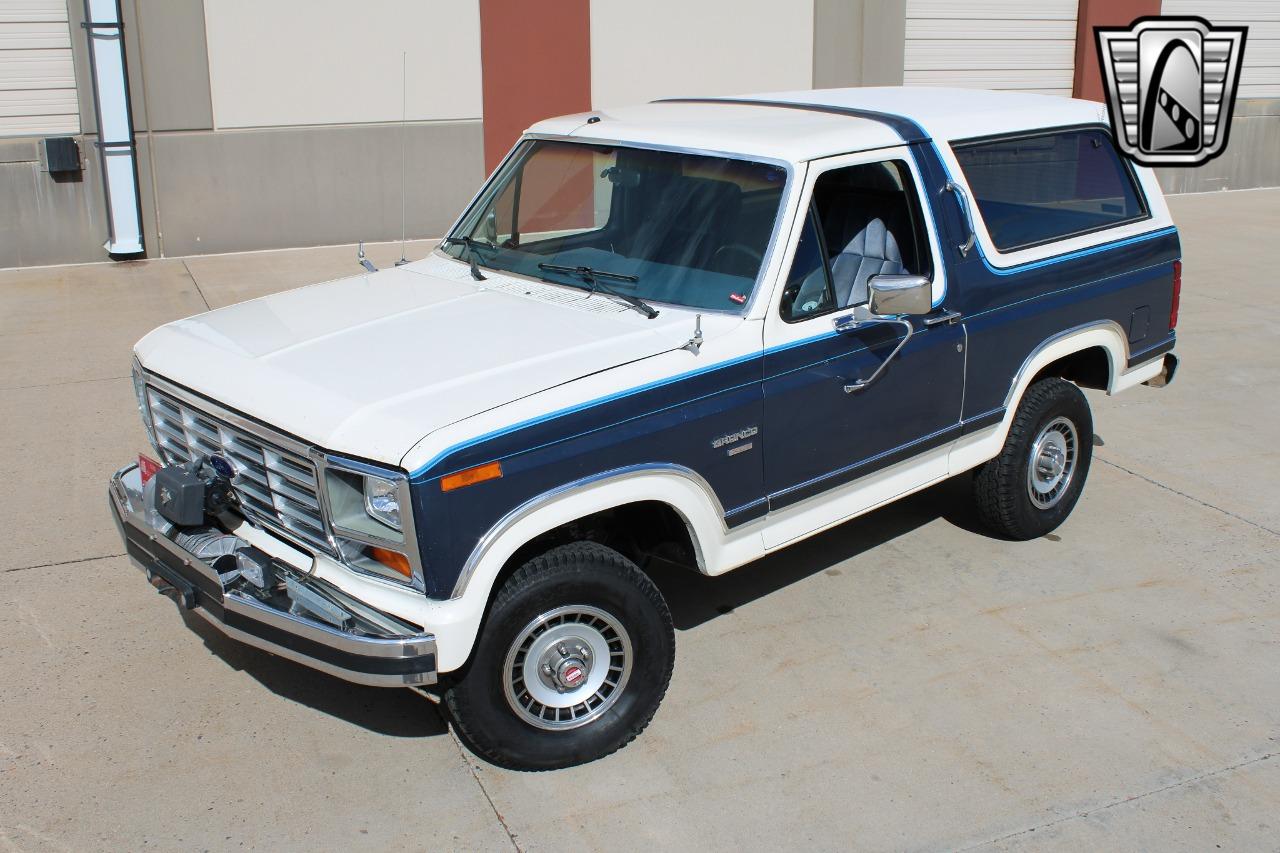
[527,87,1110,164]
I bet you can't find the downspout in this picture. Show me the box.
[82,0,145,257]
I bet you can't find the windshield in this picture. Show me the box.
[443,140,788,312]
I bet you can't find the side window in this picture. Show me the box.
[780,159,933,322]
[953,127,1149,252]
[780,206,833,322]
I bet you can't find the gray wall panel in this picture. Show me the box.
[150,120,483,257]
[0,136,108,267]
[861,0,907,87]
[1157,100,1280,194]
[813,0,863,89]
[811,0,906,89]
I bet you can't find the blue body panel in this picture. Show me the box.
[761,319,965,508]
[405,119,1180,600]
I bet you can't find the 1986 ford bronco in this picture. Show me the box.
[110,88,1181,770]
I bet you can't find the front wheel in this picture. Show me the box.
[972,377,1094,540]
[444,542,674,770]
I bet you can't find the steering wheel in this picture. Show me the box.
[711,243,764,274]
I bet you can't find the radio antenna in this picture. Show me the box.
[395,51,409,266]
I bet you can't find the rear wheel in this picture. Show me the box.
[444,542,674,770]
[973,377,1093,540]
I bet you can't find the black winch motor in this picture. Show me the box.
[153,454,235,527]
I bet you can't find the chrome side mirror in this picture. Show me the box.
[483,210,499,245]
[869,274,932,317]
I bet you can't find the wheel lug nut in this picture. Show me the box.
[557,643,568,657]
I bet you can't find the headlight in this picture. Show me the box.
[131,358,159,454]
[323,463,420,589]
[363,475,401,531]
[324,468,405,541]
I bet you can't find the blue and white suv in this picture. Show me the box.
[111,87,1181,769]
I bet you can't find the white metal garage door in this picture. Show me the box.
[1164,0,1280,98]
[904,0,1079,97]
[0,0,80,137]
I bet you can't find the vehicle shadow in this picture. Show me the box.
[647,473,992,630]
[180,609,448,738]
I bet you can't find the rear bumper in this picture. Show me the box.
[1143,352,1180,388]
[109,464,437,687]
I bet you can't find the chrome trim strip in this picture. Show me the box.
[1001,320,1130,410]
[221,591,434,659]
[449,463,723,600]
[143,371,316,460]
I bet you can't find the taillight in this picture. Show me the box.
[1170,259,1182,330]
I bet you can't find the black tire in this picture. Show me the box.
[444,542,674,771]
[972,377,1093,540]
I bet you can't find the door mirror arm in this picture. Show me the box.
[831,273,932,392]
[832,311,915,393]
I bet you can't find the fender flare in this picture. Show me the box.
[429,465,725,671]
[949,320,1134,474]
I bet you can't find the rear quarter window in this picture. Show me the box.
[953,127,1149,253]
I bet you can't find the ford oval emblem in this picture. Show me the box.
[208,454,237,480]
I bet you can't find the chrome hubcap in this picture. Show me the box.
[1027,416,1078,509]
[503,605,632,731]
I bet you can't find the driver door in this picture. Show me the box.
[761,149,965,543]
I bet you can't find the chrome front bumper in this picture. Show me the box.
[108,464,437,687]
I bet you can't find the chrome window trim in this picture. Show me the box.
[138,369,426,594]
[449,463,724,600]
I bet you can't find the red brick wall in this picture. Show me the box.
[478,0,592,173]
[1073,0,1162,101]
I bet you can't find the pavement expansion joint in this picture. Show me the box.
[959,750,1278,851]
[1096,456,1280,538]
[4,553,125,574]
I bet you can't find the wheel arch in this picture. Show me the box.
[950,321,1129,475]
[1008,321,1129,406]
[429,466,721,673]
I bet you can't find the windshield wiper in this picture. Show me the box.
[441,236,496,281]
[536,263,658,319]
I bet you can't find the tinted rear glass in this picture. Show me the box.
[954,128,1148,252]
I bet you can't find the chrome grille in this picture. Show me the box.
[145,386,332,555]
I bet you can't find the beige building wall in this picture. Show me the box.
[202,0,482,129]
[588,0,815,107]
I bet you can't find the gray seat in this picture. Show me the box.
[830,218,905,307]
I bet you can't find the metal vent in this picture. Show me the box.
[145,387,332,555]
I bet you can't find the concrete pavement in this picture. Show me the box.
[1,193,1278,851]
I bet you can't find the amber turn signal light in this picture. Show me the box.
[440,461,503,492]
[369,546,412,579]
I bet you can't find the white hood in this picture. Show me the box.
[135,258,703,466]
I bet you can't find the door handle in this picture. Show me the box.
[924,309,962,327]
